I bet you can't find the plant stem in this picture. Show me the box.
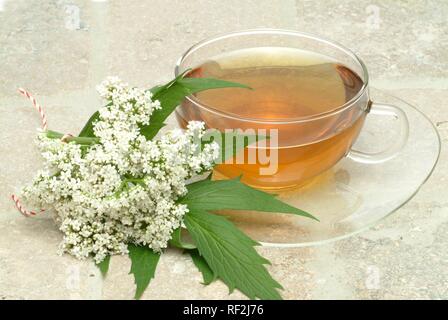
[45,130,100,145]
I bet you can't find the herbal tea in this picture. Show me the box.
[176,47,367,189]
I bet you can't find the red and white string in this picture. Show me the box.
[12,89,49,217]
[11,194,42,217]
[18,88,48,130]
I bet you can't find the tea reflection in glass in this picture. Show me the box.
[176,47,368,189]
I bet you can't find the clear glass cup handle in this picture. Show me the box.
[347,102,409,164]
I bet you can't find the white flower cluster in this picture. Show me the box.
[22,77,219,263]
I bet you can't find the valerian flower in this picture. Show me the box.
[22,78,219,263]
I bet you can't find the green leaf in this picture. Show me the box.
[78,111,99,137]
[78,102,112,137]
[169,228,196,250]
[189,249,216,285]
[96,255,111,277]
[128,244,160,300]
[78,75,249,139]
[181,178,318,221]
[140,77,251,140]
[150,69,191,98]
[177,77,251,93]
[184,209,282,300]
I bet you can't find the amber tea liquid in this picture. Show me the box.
[176,47,367,189]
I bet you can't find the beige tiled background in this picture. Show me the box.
[0,0,447,299]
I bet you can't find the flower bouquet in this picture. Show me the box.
[13,72,316,300]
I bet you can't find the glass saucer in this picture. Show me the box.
[221,89,441,247]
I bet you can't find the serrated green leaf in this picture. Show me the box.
[169,228,196,250]
[181,178,318,221]
[140,77,251,140]
[184,209,282,300]
[96,255,110,277]
[189,249,216,285]
[128,244,160,300]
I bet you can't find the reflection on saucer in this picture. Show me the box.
[213,90,440,247]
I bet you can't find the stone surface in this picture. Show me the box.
[105,0,298,87]
[296,0,448,84]
[0,0,447,300]
[0,0,93,96]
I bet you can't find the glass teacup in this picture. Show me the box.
[175,29,408,189]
